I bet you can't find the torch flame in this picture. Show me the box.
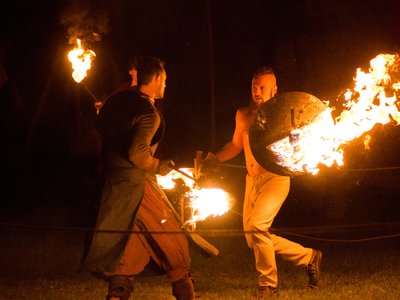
[157,168,234,224]
[67,38,96,83]
[271,53,400,175]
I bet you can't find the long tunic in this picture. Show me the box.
[83,88,165,272]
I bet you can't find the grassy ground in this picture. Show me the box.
[1,158,400,299]
[1,217,400,299]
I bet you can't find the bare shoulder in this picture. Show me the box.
[236,106,256,124]
[236,106,251,117]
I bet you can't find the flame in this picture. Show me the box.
[157,168,234,224]
[67,38,96,83]
[270,108,341,175]
[187,188,233,224]
[270,53,400,175]
[156,168,195,189]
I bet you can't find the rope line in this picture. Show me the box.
[281,231,400,243]
[1,221,400,243]
[220,163,400,172]
[321,166,400,173]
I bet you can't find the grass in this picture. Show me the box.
[1,163,400,299]
[1,222,400,299]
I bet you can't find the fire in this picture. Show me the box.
[67,38,96,83]
[156,168,195,189]
[157,168,234,225]
[187,188,233,224]
[270,53,400,175]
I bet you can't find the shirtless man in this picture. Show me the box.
[205,66,322,298]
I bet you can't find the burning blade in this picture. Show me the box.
[185,188,234,225]
[156,168,234,225]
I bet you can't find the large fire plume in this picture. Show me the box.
[270,53,400,175]
[157,168,234,225]
[67,38,96,83]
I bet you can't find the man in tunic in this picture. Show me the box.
[83,56,195,300]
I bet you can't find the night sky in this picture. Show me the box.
[1,0,400,223]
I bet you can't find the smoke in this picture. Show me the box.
[60,0,111,45]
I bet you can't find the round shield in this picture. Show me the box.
[249,92,328,176]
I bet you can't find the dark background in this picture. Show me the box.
[1,0,400,228]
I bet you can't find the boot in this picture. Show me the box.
[306,249,322,288]
[257,286,279,298]
[172,275,195,300]
[106,276,133,300]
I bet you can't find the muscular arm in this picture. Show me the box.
[128,108,160,172]
[215,109,245,162]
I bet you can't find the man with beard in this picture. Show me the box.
[203,66,322,298]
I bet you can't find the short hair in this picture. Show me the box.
[253,66,275,78]
[128,55,141,70]
[136,56,165,86]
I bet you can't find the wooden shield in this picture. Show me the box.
[249,92,328,176]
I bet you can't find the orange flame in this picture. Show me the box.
[156,168,195,189]
[67,38,96,83]
[157,168,234,224]
[270,53,400,175]
[186,188,233,224]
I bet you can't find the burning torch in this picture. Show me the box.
[67,37,102,112]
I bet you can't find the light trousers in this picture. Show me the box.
[243,172,312,287]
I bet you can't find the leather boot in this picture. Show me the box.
[306,249,322,288]
[172,275,195,300]
[106,276,134,300]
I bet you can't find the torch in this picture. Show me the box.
[67,38,102,112]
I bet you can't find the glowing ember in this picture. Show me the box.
[270,53,400,175]
[67,38,96,83]
[157,168,233,224]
